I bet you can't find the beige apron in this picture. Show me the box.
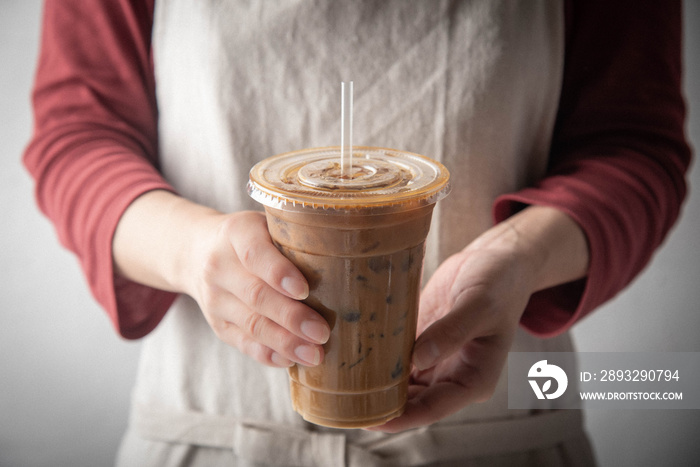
[117,1,595,465]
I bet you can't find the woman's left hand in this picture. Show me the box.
[370,206,589,433]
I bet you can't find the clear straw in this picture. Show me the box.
[340,81,353,178]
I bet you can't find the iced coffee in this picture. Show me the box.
[247,147,449,428]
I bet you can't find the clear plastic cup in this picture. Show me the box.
[248,146,450,428]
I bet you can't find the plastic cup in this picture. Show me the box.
[247,146,450,428]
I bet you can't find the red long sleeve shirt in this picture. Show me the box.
[23,0,691,339]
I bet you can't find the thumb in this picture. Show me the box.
[412,287,484,371]
[414,252,467,336]
[413,284,499,371]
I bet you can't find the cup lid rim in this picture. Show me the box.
[247,146,451,213]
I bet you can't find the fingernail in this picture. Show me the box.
[281,277,309,300]
[271,352,293,367]
[413,340,440,371]
[301,319,330,344]
[295,344,321,366]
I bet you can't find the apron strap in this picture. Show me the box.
[132,404,584,466]
[362,410,585,464]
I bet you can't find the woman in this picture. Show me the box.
[24,0,690,465]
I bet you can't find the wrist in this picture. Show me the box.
[113,190,222,295]
[500,205,589,292]
[467,205,589,293]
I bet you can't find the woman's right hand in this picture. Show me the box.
[113,190,330,368]
[189,210,330,367]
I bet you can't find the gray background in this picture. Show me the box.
[1,1,698,466]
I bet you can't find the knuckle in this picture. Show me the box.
[218,214,242,238]
[242,278,267,308]
[242,312,267,338]
[201,252,221,284]
[209,318,230,340]
[275,299,301,330]
[239,240,264,271]
[197,285,219,315]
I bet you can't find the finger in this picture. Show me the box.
[200,216,330,345]
[216,264,330,345]
[415,253,465,335]
[412,283,496,371]
[227,213,309,300]
[206,288,324,366]
[372,338,509,433]
[219,323,293,368]
[368,381,466,433]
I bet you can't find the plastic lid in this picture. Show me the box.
[247,146,450,214]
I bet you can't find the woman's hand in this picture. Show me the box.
[188,210,330,367]
[371,233,534,432]
[371,205,589,432]
[113,190,330,368]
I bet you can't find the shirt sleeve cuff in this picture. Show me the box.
[493,191,597,338]
[92,155,179,339]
